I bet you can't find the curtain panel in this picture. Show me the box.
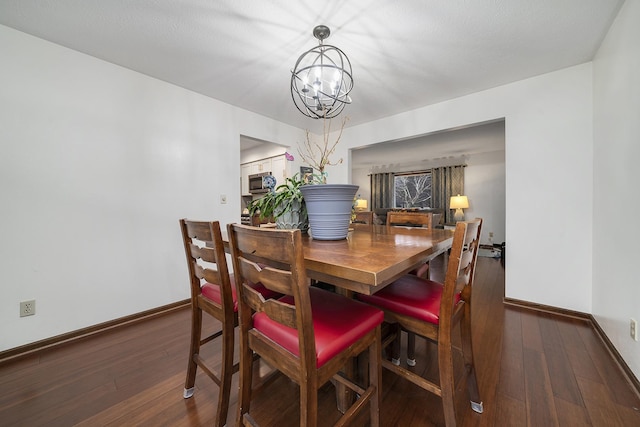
[370,172,394,210]
[431,165,465,224]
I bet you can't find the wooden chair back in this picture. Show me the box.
[353,211,374,224]
[179,219,236,427]
[386,211,433,228]
[180,219,234,317]
[227,224,315,364]
[228,223,383,427]
[440,218,483,324]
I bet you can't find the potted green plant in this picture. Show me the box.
[297,115,358,240]
[247,174,308,233]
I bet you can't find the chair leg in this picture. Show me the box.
[391,324,401,366]
[438,333,457,426]
[215,322,235,427]
[407,261,429,367]
[369,326,382,427]
[406,332,416,366]
[236,332,254,426]
[183,307,202,398]
[461,305,483,413]
[300,376,318,427]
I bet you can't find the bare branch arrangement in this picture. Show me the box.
[298,115,349,184]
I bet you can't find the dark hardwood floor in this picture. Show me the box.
[1,256,639,426]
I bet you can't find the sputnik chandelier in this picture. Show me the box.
[290,25,353,119]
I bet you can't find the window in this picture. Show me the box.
[394,172,432,208]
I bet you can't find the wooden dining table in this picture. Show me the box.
[300,223,455,296]
[223,223,454,293]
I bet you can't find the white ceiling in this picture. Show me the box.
[0,0,623,135]
[0,1,623,169]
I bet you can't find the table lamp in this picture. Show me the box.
[449,194,469,221]
[354,196,368,212]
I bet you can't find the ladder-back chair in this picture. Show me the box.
[386,211,434,279]
[386,210,433,229]
[353,211,374,224]
[228,224,383,427]
[359,218,484,426]
[179,219,279,426]
[386,210,436,365]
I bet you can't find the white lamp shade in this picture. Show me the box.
[449,195,469,209]
[355,198,368,211]
[450,194,468,222]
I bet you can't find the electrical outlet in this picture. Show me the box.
[631,318,638,341]
[20,300,36,317]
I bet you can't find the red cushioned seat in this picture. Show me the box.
[358,274,460,325]
[253,287,384,368]
[201,274,280,312]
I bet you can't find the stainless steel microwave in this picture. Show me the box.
[248,172,272,194]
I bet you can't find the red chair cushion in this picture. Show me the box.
[358,274,460,325]
[201,274,280,312]
[253,287,384,368]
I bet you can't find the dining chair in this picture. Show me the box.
[386,211,433,279]
[386,210,435,365]
[359,218,483,426]
[353,211,374,224]
[227,223,384,427]
[179,219,280,427]
[386,210,433,229]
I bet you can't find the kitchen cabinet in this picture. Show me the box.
[270,155,287,186]
[241,163,252,195]
[250,159,271,174]
[241,155,288,196]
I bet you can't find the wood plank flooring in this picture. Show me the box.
[1,256,639,426]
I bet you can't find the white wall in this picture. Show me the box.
[592,0,640,378]
[351,167,370,211]
[339,64,594,314]
[465,150,506,245]
[0,25,301,351]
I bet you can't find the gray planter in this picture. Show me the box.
[300,184,358,240]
